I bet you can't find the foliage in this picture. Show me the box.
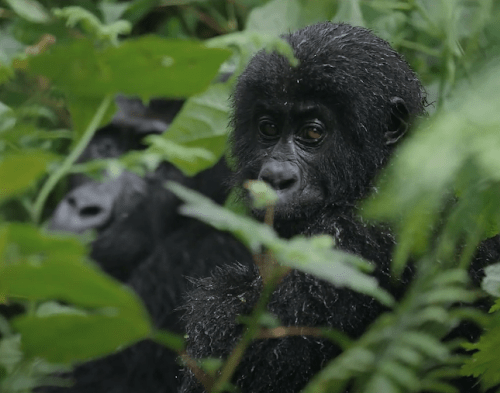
[0,0,500,392]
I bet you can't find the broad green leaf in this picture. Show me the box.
[0,150,59,202]
[4,0,50,24]
[12,313,150,364]
[66,94,116,140]
[28,37,231,100]
[1,257,148,319]
[145,136,215,176]
[144,82,232,175]
[332,0,366,27]
[4,223,87,259]
[245,0,302,34]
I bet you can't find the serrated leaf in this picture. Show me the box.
[12,313,150,364]
[0,150,59,202]
[462,319,500,389]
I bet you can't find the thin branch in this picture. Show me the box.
[32,94,113,223]
[179,351,215,392]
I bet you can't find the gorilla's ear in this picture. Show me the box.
[385,97,410,145]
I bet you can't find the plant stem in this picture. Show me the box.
[211,269,282,393]
[32,95,113,224]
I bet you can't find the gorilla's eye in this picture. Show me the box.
[258,120,279,139]
[298,124,325,143]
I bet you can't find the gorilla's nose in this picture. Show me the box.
[50,183,114,233]
[258,160,300,195]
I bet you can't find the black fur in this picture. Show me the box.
[179,22,497,393]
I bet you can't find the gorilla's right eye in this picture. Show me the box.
[258,120,279,139]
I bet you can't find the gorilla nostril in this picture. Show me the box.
[67,196,77,207]
[277,178,296,190]
[80,206,103,217]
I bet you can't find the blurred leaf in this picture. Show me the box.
[2,256,147,319]
[144,82,232,175]
[482,263,500,297]
[363,57,500,269]
[4,223,87,258]
[28,36,231,100]
[244,180,278,209]
[245,0,302,34]
[152,330,185,352]
[54,6,132,44]
[66,95,116,140]
[99,2,131,24]
[0,150,59,203]
[4,0,50,24]
[207,31,298,69]
[332,0,366,27]
[12,313,150,364]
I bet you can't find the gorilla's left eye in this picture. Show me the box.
[298,124,325,143]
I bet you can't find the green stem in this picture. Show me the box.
[32,95,113,224]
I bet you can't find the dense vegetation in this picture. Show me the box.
[1,0,500,392]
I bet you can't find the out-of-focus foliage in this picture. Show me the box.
[1,0,500,392]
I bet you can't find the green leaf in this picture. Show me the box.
[462,316,500,389]
[0,150,59,203]
[4,223,87,258]
[28,37,231,101]
[168,182,393,306]
[12,313,150,364]
[2,257,148,319]
[152,330,185,352]
[143,82,231,175]
[53,6,131,44]
[332,0,366,27]
[245,0,302,34]
[4,0,50,23]
[482,263,500,297]
[244,180,278,209]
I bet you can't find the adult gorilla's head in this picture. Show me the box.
[230,22,426,227]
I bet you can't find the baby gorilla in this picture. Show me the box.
[179,22,427,392]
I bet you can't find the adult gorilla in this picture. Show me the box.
[179,22,499,393]
[44,96,241,393]
[50,96,229,281]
